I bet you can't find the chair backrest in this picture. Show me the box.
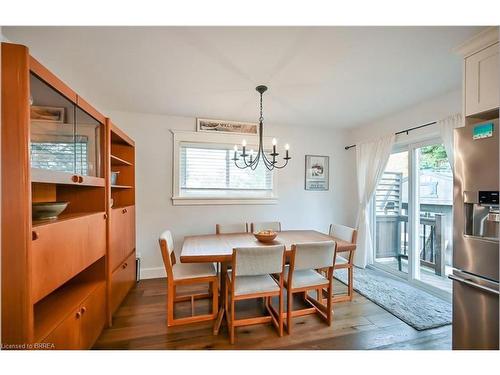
[329,223,357,244]
[216,223,248,234]
[251,221,281,233]
[159,230,175,279]
[232,245,285,277]
[292,241,336,270]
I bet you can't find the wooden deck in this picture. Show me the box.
[94,278,451,350]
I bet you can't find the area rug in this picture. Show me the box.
[335,267,452,330]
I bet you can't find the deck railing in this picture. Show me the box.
[375,212,446,276]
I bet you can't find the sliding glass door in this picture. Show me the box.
[373,149,409,276]
[372,139,452,296]
[414,143,453,292]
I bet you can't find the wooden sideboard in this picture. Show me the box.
[1,42,136,349]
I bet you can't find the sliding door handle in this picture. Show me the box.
[449,274,499,296]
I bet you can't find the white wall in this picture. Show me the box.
[106,110,354,278]
[340,89,463,232]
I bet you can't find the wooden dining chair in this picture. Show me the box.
[225,244,286,344]
[159,230,218,327]
[276,241,336,334]
[250,221,282,232]
[215,223,249,234]
[329,224,357,302]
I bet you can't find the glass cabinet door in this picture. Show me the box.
[30,73,76,174]
[75,106,103,178]
[30,73,104,178]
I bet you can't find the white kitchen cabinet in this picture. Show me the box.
[464,42,499,116]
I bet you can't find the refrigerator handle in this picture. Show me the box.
[449,274,500,296]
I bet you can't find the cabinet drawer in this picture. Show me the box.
[79,285,106,349]
[465,43,499,116]
[110,205,135,271]
[110,251,136,315]
[32,212,107,302]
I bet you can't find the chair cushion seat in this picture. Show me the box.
[284,267,329,289]
[173,262,217,280]
[228,271,280,296]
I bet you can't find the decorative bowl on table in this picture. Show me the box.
[32,201,69,220]
[253,230,278,243]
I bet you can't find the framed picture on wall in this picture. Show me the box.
[30,106,65,123]
[305,155,329,191]
[197,118,258,135]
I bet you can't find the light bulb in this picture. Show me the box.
[233,145,238,151]
[250,149,254,155]
[242,139,247,147]
[272,138,277,146]
[285,143,290,150]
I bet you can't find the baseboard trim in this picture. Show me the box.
[140,266,166,280]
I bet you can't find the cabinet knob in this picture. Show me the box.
[71,175,79,183]
[122,208,127,214]
[76,311,82,319]
[78,176,84,183]
[32,231,39,241]
[81,306,87,314]
[104,213,108,219]
[122,262,128,269]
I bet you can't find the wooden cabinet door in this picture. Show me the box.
[79,285,106,349]
[110,205,135,271]
[32,213,106,302]
[465,43,499,116]
[110,207,124,271]
[42,307,81,350]
[110,251,136,315]
[124,205,136,257]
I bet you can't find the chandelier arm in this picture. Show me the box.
[270,158,290,169]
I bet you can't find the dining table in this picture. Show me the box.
[180,229,356,335]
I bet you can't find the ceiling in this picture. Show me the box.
[3,26,484,129]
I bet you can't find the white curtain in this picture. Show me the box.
[354,133,396,268]
[438,113,463,172]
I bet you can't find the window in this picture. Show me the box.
[172,131,278,205]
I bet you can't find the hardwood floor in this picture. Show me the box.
[94,277,451,350]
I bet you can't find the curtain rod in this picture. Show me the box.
[344,120,437,150]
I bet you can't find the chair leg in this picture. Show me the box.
[279,290,284,337]
[211,279,219,319]
[167,282,175,327]
[348,265,354,301]
[326,285,333,326]
[225,279,229,333]
[230,297,235,344]
[286,290,292,334]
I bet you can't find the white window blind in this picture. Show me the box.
[180,143,273,197]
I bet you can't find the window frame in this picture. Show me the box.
[171,130,279,205]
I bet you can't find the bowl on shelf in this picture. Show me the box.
[32,201,69,220]
[253,230,278,243]
[111,171,120,185]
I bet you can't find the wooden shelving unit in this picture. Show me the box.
[1,42,113,349]
[107,121,136,325]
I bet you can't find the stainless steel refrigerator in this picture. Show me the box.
[452,118,499,349]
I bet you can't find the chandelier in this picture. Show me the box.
[232,85,291,171]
